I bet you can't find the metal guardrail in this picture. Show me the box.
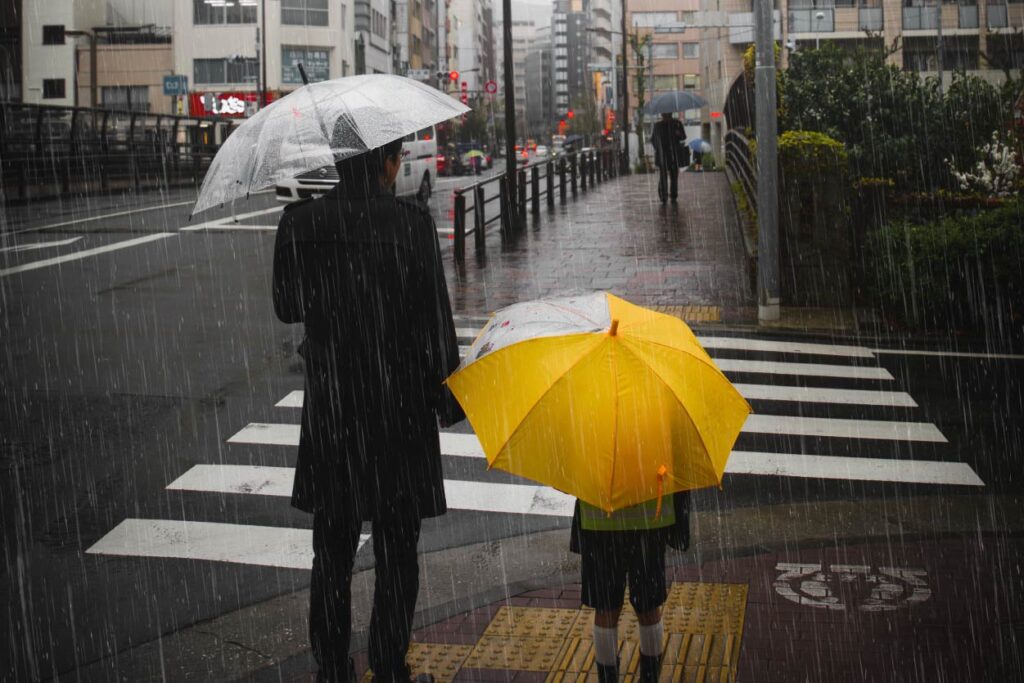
[724,129,757,217]
[451,147,619,263]
[0,101,239,203]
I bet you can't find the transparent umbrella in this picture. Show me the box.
[192,74,470,215]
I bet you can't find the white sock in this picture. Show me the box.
[639,621,664,657]
[592,624,618,666]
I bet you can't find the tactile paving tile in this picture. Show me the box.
[651,305,723,323]
[360,643,472,683]
[396,583,746,681]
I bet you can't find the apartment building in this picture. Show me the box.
[447,0,491,94]
[354,0,392,73]
[627,0,704,133]
[525,25,554,137]
[174,0,355,118]
[395,0,439,77]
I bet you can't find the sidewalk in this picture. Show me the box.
[441,171,756,325]
[336,536,1023,682]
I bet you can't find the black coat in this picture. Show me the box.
[651,118,687,169]
[272,183,464,521]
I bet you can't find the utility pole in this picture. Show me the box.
[620,0,630,173]
[754,0,780,321]
[935,0,945,94]
[260,0,268,107]
[502,0,517,207]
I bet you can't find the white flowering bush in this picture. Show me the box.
[947,132,1020,198]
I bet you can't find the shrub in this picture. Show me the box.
[867,201,1024,336]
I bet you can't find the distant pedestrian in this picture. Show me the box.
[273,128,464,682]
[651,113,687,203]
[570,490,691,682]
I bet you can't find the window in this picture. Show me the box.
[684,74,700,89]
[632,11,676,27]
[681,11,697,24]
[194,57,259,84]
[42,79,65,99]
[341,3,347,29]
[653,75,679,90]
[42,25,65,45]
[102,86,150,111]
[282,0,329,26]
[683,42,700,58]
[193,0,257,24]
[651,43,679,59]
[282,46,331,84]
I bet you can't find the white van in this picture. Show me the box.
[276,125,436,203]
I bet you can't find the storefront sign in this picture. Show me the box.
[189,92,275,118]
[282,47,330,84]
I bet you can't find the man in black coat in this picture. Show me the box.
[650,113,687,204]
[272,134,463,682]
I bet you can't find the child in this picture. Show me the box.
[570,491,691,682]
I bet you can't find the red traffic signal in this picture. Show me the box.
[567,109,575,119]
[449,70,459,81]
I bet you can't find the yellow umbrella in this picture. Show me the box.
[446,292,752,513]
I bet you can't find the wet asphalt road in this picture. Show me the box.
[1,182,1022,681]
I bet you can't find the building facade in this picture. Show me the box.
[174,0,355,118]
[1,0,22,101]
[525,25,554,137]
[354,0,393,74]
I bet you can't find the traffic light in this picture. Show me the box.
[449,70,459,82]
[567,109,575,120]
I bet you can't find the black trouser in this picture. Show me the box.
[657,163,679,202]
[310,509,422,682]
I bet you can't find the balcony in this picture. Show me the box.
[959,4,979,28]
[859,7,883,30]
[988,3,1008,27]
[903,6,939,30]
[729,10,781,43]
[789,7,835,32]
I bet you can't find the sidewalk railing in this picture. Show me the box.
[724,129,757,216]
[451,147,620,263]
[1,101,237,203]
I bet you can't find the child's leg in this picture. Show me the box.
[592,608,621,669]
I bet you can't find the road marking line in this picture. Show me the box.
[228,424,484,455]
[0,236,83,253]
[167,465,577,516]
[181,206,283,231]
[181,224,277,232]
[11,199,196,235]
[870,348,1024,361]
[86,518,367,569]
[714,358,894,380]
[733,384,917,408]
[728,451,983,485]
[0,233,175,278]
[697,337,874,358]
[742,414,947,442]
[277,384,918,410]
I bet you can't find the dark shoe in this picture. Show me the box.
[670,196,678,203]
[596,660,618,683]
[639,653,662,682]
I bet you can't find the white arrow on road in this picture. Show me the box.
[0,236,82,254]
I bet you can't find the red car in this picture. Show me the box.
[436,153,448,176]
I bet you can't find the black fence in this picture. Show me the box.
[0,101,240,203]
[451,147,620,263]
[724,129,757,217]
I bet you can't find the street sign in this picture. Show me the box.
[406,69,431,81]
[484,80,497,94]
[163,75,188,96]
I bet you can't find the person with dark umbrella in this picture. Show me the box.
[650,112,687,204]
[272,120,464,682]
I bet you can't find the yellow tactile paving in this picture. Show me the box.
[651,305,722,323]
[396,583,747,681]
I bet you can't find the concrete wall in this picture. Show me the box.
[76,43,173,113]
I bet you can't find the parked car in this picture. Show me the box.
[535,145,549,160]
[277,125,436,202]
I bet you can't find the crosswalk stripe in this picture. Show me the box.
[727,451,983,486]
[742,414,946,442]
[696,337,874,358]
[714,358,893,380]
[167,464,577,516]
[733,384,917,407]
[276,384,918,410]
[232,409,945,450]
[85,518,368,569]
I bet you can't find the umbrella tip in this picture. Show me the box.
[609,319,619,336]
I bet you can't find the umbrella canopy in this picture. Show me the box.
[463,150,486,159]
[689,139,713,153]
[192,75,470,214]
[446,292,752,512]
[645,91,707,115]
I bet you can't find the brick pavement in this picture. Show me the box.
[441,171,755,323]
[335,536,1024,682]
